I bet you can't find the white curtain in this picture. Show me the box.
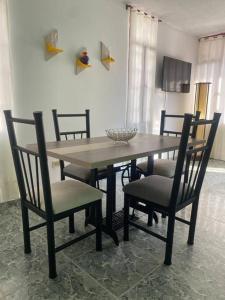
[126,9,158,133]
[0,0,18,202]
[196,37,225,160]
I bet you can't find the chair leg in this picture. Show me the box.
[153,212,159,224]
[130,208,135,220]
[148,210,158,226]
[124,194,130,241]
[96,180,100,189]
[69,214,75,233]
[147,210,153,226]
[60,166,65,181]
[164,213,175,266]
[46,221,57,279]
[21,203,31,254]
[96,201,102,251]
[85,208,90,226]
[188,198,199,245]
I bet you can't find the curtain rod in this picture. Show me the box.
[126,4,162,22]
[200,32,225,41]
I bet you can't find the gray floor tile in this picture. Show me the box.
[1,159,225,299]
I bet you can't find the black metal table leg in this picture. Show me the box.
[85,165,119,246]
[147,155,154,175]
[130,159,138,181]
[130,159,141,220]
[105,165,119,246]
[146,156,158,225]
[85,169,97,226]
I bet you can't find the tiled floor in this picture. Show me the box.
[1,159,225,299]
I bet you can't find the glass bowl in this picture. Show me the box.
[105,128,137,143]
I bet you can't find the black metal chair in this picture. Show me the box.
[136,110,201,178]
[135,110,201,225]
[123,112,220,265]
[52,109,114,228]
[121,111,201,226]
[4,110,102,279]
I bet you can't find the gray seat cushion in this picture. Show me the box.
[64,164,106,181]
[41,180,103,214]
[123,175,183,207]
[137,159,176,178]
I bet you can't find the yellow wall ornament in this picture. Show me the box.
[100,41,115,70]
[44,30,63,60]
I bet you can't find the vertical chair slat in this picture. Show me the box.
[180,179,186,204]
[184,152,197,202]
[35,155,41,209]
[27,153,37,207]
[189,150,204,198]
[20,150,33,203]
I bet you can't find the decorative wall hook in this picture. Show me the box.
[100,41,115,70]
[44,29,63,60]
[75,48,91,75]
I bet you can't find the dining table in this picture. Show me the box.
[28,133,203,245]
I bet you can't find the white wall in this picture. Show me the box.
[8,0,128,143]
[153,22,199,133]
[8,0,199,140]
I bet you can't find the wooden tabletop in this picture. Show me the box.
[27,134,203,169]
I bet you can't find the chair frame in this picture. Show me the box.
[52,108,115,227]
[4,110,102,279]
[124,112,221,265]
[137,110,201,224]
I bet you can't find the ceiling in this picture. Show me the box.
[121,0,225,37]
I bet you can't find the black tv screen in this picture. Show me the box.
[162,56,192,93]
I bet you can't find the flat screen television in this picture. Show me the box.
[162,56,192,93]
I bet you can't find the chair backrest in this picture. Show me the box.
[169,112,221,211]
[160,110,201,138]
[4,110,53,217]
[52,109,90,141]
[52,109,90,177]
[159,110,201,160]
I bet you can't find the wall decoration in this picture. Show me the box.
[44,29,63,60]
[100,41,115,70]
[76,48,91,75]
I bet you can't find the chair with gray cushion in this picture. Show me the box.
[52,109,111,230]
[136,110,201,179]
[123,113,220,265]
[136,110,200,225]
[5,110,102,279]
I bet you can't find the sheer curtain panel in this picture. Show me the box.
[126,8,158,133]
[196,37,225,160]
[0,0,17,202]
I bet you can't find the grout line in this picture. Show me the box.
[31,221,119,298]
[68,259,119,300]
[119,264,161,298]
